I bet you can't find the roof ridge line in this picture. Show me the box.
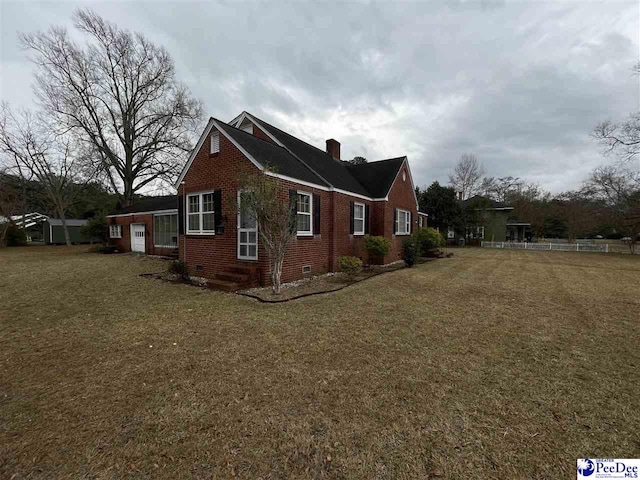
[244,113,334,189]
[245,112,379,196]
[345,156,407,167]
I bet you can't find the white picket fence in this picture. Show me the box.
[481,241,609,253]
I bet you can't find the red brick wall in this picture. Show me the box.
[175,123,421,285]
[108,213,177,257]
[383,163,419,263]
[177,127,334,285]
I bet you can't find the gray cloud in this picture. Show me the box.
[1,0,638,193]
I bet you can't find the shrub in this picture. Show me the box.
[364,235,391,263]
[168,260,189,280]
[81,216,109,244]
[414,227,444,254]
[6,224,27,246]
[402,237,418,267]
[339,256,363,281]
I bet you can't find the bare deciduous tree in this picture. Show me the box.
[583,164,640,253]
[448,153,485,200]
[592,63,640,163]
[480,176,524,203]
[0,169,22,247]
[20,9,203,206]
[0,106,93,246]
[593,113,640,163]
[237,171,297,295]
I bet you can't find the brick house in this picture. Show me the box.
[108,111,426,289]
[106,195,178,257]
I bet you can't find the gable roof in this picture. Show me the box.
[108,195,177,216]
[345,157,407,198]
[215,121,328,187]
[176,111,417,204]
[241,113,372,197]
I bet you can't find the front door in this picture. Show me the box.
[237,192,258,260]
[130,224,146,253]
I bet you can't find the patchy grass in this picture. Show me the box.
[1,245,639,479]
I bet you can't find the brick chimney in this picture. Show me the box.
[326,139,341,161]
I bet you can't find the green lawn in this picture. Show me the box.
[1,246,639,478]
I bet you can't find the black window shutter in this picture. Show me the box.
[289,190,298,234]
[178,195,184,235]
[409,211,412,234]
[349,201,355,234]
[313,194,320,235]
[394,208,398,234]
[213,190,223,234]
[364,204,370,234]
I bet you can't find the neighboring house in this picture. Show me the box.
[43,218,90,244]
[107,111,426,289]
[448,195,530,245]
[106,195,178,256]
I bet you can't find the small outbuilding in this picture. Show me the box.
[43,218,90,244]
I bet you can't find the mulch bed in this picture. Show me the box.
[238,262,408,303]
[139,252,453,302]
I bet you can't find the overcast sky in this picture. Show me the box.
[1,0,639,193]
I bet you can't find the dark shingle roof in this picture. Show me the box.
[110,195,177,215]
[214,120,328,187]
[246,115,372,196]
[462,195,514,210]
[345,157,406,198]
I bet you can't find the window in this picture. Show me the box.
[296,191,312,236]
[466,226,485,239]
[109,224,122,239]
[210,131,220,154]
[418,216,423,228]
[154,214,178,247]
[187,192,215,235]
[396,209,411,235]
[240,122,253,134]
[353,202,365,235]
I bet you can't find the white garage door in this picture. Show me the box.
[130,224,146,253]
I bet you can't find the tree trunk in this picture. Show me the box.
[271,256,283,295]
[57,207,72,246]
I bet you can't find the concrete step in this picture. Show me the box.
[225,265,258,275]
[215,272,250,283]
[207,279,241,292]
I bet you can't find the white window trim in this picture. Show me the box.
[296,190,313,236]
[396,209,411,236]
[353,202,365,236]
[210,131,220,154]
[186,191,216,235]
[153,213,178,248]
[109,224,122,239]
